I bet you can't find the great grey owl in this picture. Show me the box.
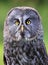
[3,7,48,65]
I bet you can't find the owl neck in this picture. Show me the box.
[9,38,43,48]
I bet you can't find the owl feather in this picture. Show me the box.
[3,7,48,65]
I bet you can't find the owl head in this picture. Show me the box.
[4,7,43,42]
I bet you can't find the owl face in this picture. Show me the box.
[5,7,42,41]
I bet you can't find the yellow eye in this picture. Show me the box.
[15,20,20,25]
[26,20,31,25]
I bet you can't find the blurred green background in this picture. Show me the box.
[0,0,48,65]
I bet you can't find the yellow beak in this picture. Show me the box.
[21,25,24,32]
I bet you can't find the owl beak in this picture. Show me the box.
[21,25,24,32]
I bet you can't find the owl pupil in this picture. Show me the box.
[15,20,20,25]
[26,19,31,25]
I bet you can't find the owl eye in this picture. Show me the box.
[15,20,20,26]
[25,19,31,25]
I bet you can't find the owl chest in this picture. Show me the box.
[5,42,38,65]
[6,42,34,59]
